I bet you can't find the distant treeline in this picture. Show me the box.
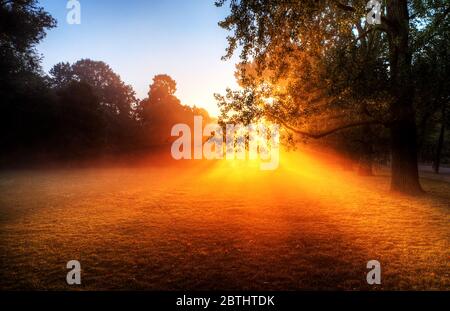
[1,58,211,162]
[0,1,210,164]
[1,0,448,174]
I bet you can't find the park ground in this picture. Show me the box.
[0,150,449,290]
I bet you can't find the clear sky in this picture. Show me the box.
[37,0,239,116]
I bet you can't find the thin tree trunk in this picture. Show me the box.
[358,154,374,176]
[340,149,354,171]
[387,0,423,194]
[433,108,446,174]
[390,120,423,194]
[358,124,374,176]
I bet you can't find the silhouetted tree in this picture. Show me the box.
[216,0,450,194]
[1,2,211,164]
[50,59,140,152]
[0,0,56,156]
[139,74,211,146]
[54,81,104,156]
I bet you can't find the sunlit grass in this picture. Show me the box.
[0,149,449,290]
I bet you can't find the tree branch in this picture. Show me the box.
[331,0,392,31]
[354,24,387,43]
[267,112,385,139]
[330,0,356,12]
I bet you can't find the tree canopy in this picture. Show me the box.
[215,0,450,194]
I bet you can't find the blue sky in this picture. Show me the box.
[37,0,239,116]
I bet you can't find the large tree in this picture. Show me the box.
[0,0,55,80]
[0,0,56,154]
[139,74,211,146]
[50,59,139,150]
[216,0,450,194]
[50,59,137,118]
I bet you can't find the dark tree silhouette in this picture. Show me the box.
[49,59,141,153]
[216,0,450,194]
[139,74,211,146]
[54,81,104,156]
[0,0,56,157]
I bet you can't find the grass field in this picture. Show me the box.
[0,150,449,290]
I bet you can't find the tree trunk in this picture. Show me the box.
[358,156,374,176]
[433,108,446,174]
[390,120,423,194]
[387,0,423,194]
[358,125,374,176]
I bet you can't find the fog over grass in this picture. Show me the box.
[0,150,449,290]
